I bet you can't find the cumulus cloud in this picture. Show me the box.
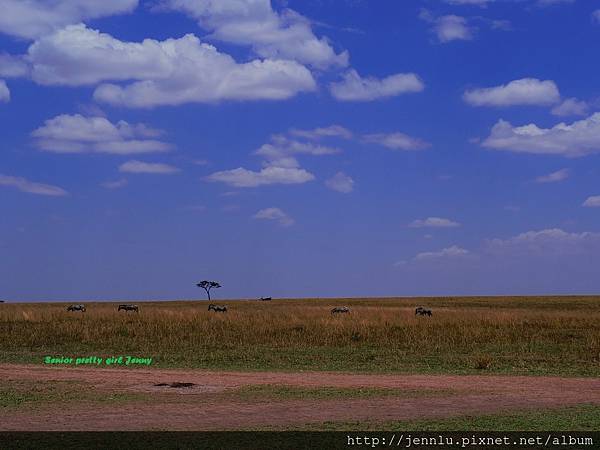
[206,132,341,188]
[0,53,29,78]
[420,10,474,43]
[31,114,171,154]
[482,113,600,157]
[444,0,491,4]
[486,228,600,256]
[253,207,294,226]
[409,217,461,228]
[255,135,340,168]
[0,174,68,196]
[434,15,473,42]
[535,168,570,183]
[330,69,424,102]
[101,179,128,189]
[583,196,600,208]
[363,132,430,151]
[325,172,354,193]
[119,160,180,174]
[0,80,9,102]
[0,0,138,39]
[23,25,315,107]
[158,0,348,69]
[290,125,353,140]
[537,0,574,5]
[551,98,589,117]
[464,78,560,107]
[206,166,314,188]
[414,245,470,261]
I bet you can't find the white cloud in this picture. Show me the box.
[464,78,560,107]
[206,132,340,188]
[0,80,9,102]
[27,25,172,86]
[537,0,574,6]
[119,160,180,174]
[583,196,600,208]
[0,174,68,196]
[434,15,473,42]
[101,179,128,189]
[330,69,424,102]
[24,25,315,107]
[255,135,340,168]
[325,172,354,193]
[363,132,430,151]
[290,125,353,140]
[414,245,470,261]
[253,207,294,226]
[158,0,348,69]
[444,0,491,4]
[486,228,600,256]
[551,98,589,117]
[482,113,600,157]
[420,10,474,43]
[490,19,512,31]
[535,168,570,183]
[0,53,29,78]
[409,217,461,228]
[206,166,314,187]
[31,114,171,154]
[0,0,138,39]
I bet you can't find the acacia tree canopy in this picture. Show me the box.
[196,280,221,300]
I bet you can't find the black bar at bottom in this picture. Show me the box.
[0,432,598,450]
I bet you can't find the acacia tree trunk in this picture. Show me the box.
[206,289,211,301]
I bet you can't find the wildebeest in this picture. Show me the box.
[67,304,86,312]
[118,304,139,312]
[260,297,272,301]
[208,303,227,312]
[415,306,432,317]
[331,306,350,314]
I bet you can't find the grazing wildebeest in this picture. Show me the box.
[118,304,139,312]
[415,307,432,317]
[260,297,272,301]
[331,306,350,314]
[208,304,227,312]
[67,304,86,312]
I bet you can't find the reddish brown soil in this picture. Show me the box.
[1,364,599,430]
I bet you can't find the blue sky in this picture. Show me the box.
[1,0,600,301]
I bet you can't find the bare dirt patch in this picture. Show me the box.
[1,364,599,430]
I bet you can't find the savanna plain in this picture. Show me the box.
[1,296,599,431]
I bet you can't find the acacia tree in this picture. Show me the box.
[196,280,221,301]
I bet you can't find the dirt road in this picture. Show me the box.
[2,364,599,430]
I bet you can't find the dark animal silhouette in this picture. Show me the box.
[415,307,432,317]
[118,304,139,312]
[331,306,350,314]
[208,303,227,313]
[260,297,272,301]
[67,304,86,312]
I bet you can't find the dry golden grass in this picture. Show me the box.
[1,296,599,375]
